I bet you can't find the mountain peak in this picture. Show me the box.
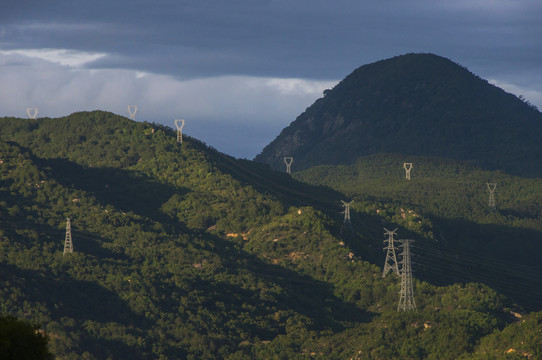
[255,53,542,176]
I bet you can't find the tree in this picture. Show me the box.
[0,316,53,360]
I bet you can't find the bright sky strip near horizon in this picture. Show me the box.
[1,0,541,158]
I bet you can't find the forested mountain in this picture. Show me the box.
[0,111,541,359]
[255,53,542,177]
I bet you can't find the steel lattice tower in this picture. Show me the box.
[403,162,413,180]
[175,119,185,143]
[397,239,416,312]
[127,105,137,120]
[63,218,73,254]
[283,157,293,174]
[341,200,354,223]
[487,183,497,210]
[382,228,400,277]
[26,107,38,119]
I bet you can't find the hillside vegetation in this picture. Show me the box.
[0,111,540,359]
[255,53,542,177]
[295,153,542,311]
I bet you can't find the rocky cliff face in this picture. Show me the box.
[255,53,542,176]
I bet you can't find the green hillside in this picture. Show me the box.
[0,112,540,359]
[255,53,542,177]
[295,153,542,311]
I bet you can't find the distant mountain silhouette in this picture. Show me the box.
[255,53,542,177]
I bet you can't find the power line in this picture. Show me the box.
[412,241,542,279]
[410,248,542,311]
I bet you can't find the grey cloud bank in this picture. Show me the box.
[1,0,541,157]
[0,51,334,157]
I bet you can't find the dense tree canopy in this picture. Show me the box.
[0,111,540,359]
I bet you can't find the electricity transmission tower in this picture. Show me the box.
[283,157,293,174]
[487,183,497,210]
[127,105,137,120]
[403,162,413,180]
[397,239,416,311]
[175,119,185,143]
[63,218,74,254]
[382,228,400,277]
[341,200,354,223]
[26,107,38,119]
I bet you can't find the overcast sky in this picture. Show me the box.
[1,0,541,158]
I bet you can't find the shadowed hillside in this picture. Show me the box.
[256,53,542,177]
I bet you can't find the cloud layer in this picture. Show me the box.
[0,51,335,157]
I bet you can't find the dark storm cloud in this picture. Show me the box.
[2,0,540,82]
